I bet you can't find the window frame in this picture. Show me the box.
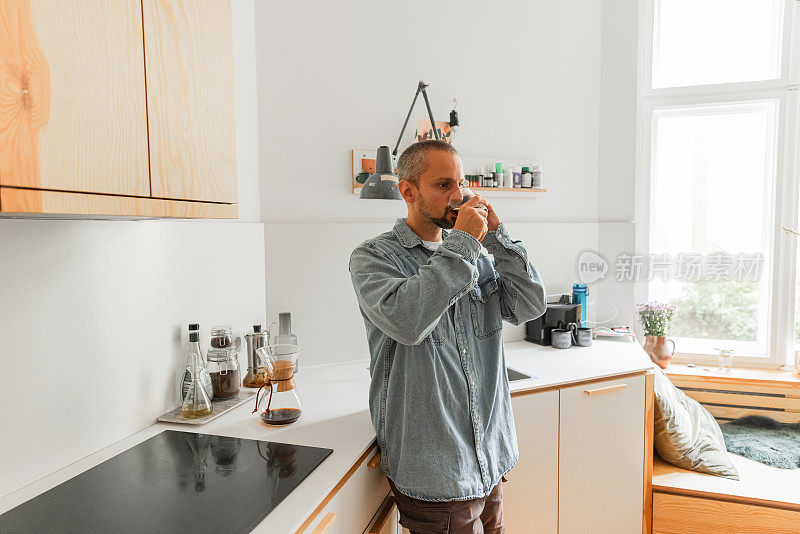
[635,0,800,369]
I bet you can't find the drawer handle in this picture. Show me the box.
[367,451,382,469]
[312,512,336,534]
[584,383,627,396]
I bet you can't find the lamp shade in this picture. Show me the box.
[360,146,403,200]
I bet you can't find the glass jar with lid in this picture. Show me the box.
[207,347,241,400]
[210,325,235,349]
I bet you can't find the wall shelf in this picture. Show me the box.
[352,148,547,197]
[351,185,546,197]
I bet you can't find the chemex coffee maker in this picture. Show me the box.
[252,344,303,425]
[526,285,590,347]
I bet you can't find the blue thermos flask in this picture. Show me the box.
[572,284,588,327]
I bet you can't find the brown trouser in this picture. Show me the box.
[387,476,506,534]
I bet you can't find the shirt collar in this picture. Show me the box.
[393,218,449,249]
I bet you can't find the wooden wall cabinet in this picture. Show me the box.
[0,0,238,219]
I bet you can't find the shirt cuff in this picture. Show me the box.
[443,229,482,263]
[482,222,512,251]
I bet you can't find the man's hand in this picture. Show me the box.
[453,194,489,242]
[485,200,500,232]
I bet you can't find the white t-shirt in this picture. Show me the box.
[421,239,442,251]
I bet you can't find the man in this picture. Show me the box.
[349,140,546,533]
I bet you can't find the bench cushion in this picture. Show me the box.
[653,365,739,480]
[653,453,800,511]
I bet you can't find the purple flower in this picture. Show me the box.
[636,300,675,336]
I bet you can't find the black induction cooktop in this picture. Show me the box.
[0,430,333,534]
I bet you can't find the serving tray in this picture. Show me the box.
[157,388,257,425]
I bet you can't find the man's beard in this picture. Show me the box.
[419,197,456,229]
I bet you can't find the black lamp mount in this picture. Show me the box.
[392,81,441,157]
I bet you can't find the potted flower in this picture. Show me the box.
[637,301,676,369]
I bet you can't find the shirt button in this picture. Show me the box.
[462,349,467,354]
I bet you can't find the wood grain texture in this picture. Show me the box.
[702,404,800,424]
[0,0,50,191]
[0,0,150,196]
[643,370,654,534]
[666,364,800,387]
[681,389,800,411]
[142,0,237,203]
[0,187,237,218]
[669,376,800,396]
[653,493,800,534]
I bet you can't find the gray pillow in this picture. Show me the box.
[652,365,740,480]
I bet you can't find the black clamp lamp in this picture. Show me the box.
[360,81,455,200]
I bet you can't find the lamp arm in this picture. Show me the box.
[420,85,440,142]
[392,81,440,157]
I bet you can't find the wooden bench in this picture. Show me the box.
[652,453,800,534]
[650,365,800,534]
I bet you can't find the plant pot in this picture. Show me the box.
[643,335,675,369]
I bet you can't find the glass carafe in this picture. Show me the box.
[182,352,213,419]
[252,344,303,425]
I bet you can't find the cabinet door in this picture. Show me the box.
[0,0,150,196]
[365,495,399,534]
[506,390,559,534]
[297,447,390,534]
[559,375,645,534]
[142,0,237,203]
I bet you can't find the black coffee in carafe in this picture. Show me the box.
[259,408,302,425]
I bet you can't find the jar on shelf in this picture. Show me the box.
[207,347,241,400]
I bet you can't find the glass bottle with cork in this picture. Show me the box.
[182,351,213,418]
[181,324,214,402]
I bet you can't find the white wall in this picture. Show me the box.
[256,0,619,364]
[0,0,263,497]
[596,0,640,330]
[256,0,602,224]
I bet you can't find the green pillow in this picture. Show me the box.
[652,365,740,480]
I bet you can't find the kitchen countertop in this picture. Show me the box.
[0,339,651,532]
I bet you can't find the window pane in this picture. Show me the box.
[648,102,778,355]
[653,0,783,88]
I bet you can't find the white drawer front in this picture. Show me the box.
[303,446,390,534]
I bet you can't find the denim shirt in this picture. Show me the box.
[349,218,546,501]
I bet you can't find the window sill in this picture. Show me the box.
[665,362,800,388]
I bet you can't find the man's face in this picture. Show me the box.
[407,151,465,230]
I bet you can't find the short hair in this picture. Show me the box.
[397,140,460,186]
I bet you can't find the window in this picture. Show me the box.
[652,0,784,88]
[637,0,800,367]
